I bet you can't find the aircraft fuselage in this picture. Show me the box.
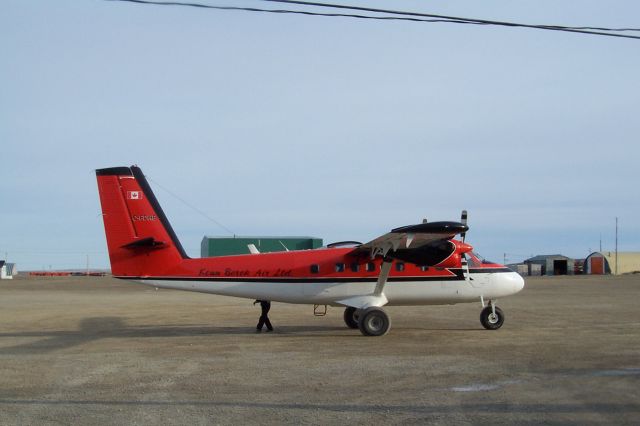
[119,247,524,305]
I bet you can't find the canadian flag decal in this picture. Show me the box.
[127,191,143,200]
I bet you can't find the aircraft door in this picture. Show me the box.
[466,253,489,288]
[470,273,489,288]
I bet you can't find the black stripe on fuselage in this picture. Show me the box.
[469,267,513,274]
[115,268,513,283]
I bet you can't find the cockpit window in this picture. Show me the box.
[465,253,481,268]
[467,252,494,266]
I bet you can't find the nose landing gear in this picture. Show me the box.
[480,299,504,330]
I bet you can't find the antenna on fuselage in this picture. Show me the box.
[278,241,290,252]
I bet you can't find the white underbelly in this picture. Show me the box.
[133,278,482,306]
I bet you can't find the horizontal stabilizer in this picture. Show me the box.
[121,237,167,250]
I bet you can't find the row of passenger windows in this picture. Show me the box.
[309,263,436,274]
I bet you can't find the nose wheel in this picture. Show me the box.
[480,305,504,330]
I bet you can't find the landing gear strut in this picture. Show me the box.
[343,307,360,329]
[358,307,391,336]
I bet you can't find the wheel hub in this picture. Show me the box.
[368,316,383,331]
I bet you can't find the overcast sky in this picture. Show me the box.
[2,0,639,270]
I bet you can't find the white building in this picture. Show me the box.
[0,261,17,279]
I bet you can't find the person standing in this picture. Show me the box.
[254,300,273,332]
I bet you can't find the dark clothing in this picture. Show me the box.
[254,300,273,331]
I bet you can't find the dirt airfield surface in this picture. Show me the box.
[1,274,639,425]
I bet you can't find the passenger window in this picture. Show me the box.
[366,262,376,272]
[335,263,345,272]
[310,264,320,274]
[420,266,429,272]
[350,263,359,272]
[396,262,405,272]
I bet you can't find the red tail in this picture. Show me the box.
[96,166,188,277]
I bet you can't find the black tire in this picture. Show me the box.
[358,307,391,336]
[343,307,360,329]
[480,306,505,330]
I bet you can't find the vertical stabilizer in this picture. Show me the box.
[96,166,188,276]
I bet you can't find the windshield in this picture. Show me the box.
[466,251,495,267]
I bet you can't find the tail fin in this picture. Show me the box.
[96,166,188,277]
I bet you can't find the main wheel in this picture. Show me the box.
[480,306,505,330]
[343,307,360,329]
[358,307,391,336]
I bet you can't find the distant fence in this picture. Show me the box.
[28,271,108,277]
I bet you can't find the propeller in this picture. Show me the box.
[460,210,470,282]
[460,210,468,243]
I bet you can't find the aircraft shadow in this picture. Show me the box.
[0,317,351,354]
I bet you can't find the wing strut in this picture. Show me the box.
[373,258,393,297]
[336,258,391,309]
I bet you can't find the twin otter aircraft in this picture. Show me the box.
[96,166,524,336]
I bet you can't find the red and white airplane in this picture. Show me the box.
[96,166,524,336]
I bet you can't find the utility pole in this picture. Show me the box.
[615,217,618,275]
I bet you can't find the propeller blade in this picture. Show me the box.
[459,210,470,281]
[460,210,468,242]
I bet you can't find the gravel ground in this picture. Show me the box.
[1,274,639,425]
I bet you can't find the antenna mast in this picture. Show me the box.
[615,217,618,275]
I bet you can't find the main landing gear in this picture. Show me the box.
[343,307,360,329]
[343,306,391,336]
[480,300,505,330]
[343,300,505,335]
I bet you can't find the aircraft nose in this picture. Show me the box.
[509,272,525,294]
[491,271,525,296]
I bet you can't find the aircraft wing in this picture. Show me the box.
[336,220,468,310]
[356,221,468,266]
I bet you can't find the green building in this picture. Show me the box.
[200,236,323,257]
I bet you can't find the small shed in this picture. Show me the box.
[524,255,575,276]
[584,252,640,275]
[0,261,17,279]
[508,263,542,277]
